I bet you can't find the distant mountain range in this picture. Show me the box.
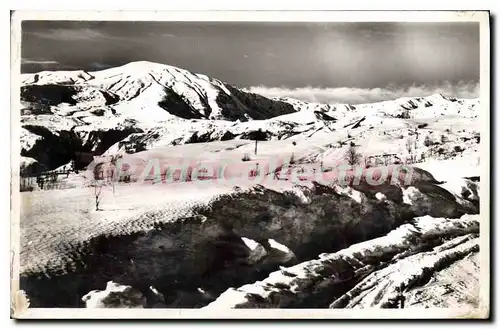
[19,61,480,174]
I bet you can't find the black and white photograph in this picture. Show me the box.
[10,10,490,319]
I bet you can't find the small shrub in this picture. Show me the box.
[453,145,464,153]
[417,123,428,129]
[292,141,297,146]
[20,185,34,192]
[36,176,44,189]
[397,111,411,119]
[20,176,35,192]
[91,109,105,116]
[424,135,433,147]
[49,171,58,183]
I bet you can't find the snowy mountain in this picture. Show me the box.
[18,62,484,313]
[21,61,296,122]
[19,61,480,174]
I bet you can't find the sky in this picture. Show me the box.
[21,21,480,104]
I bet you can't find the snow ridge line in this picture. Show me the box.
[330,235,479,308]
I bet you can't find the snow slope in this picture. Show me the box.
[19,158,481,308]
[19,62,480,172]
[18,62,485,312]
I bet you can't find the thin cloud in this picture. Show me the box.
[21,58,59,65]
[29,28,108,41]
[160,33,177,38]
[244,81,479,104]
[89,62,113,70]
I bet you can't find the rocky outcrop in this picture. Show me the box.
[204,215,479,309]
[330,235,479,309]
[82,281,146,308]
[20,124,142,171]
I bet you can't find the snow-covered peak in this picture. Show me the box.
[353,93,478,119]
[92,61,201,84]
[20,61,297,122]
[425,93,452,103]
[116,60,173,70]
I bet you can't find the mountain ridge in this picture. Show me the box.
[19,61,480,173]
[21,61,479,118]
[21,60,298,123]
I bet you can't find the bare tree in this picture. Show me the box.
[405,137,414,154]
[93,163,104,181]
[108,154,123,194]
[94,183,103,211]
[383,153,390,166]
[252,128,267,155]
[405,137,414,164]
[344,145,362,166]
[92,163,105,210]
[105,164,115,194]
[20,176,35,192]
[45,171,58,190]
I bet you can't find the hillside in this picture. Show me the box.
[17,62,484,313]
[19,61,479,174]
